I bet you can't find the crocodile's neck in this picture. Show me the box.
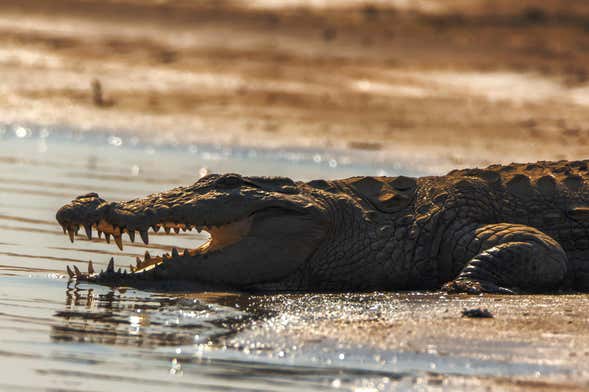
[297,183,420,291]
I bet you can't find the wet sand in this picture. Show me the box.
[1,0,589,172]
[233,292,589,391]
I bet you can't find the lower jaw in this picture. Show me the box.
[96,216,254,273]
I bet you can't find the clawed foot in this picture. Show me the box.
[442,278,515,295]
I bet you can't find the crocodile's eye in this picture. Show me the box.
[216,174,242,188]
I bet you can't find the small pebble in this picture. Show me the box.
[462,308,493,318]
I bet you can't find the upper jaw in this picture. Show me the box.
[57,197,257,254]
[56,188,312,247]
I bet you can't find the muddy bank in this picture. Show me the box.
[233,291,589,391]
[0,0,589,172]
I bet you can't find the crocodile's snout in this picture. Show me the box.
[56,193,110,240]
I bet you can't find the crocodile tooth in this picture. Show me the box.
[173,227,180,234]
[61,224,67,234]
[114,235,123,251]
[136,256,141,267]
[130,264,135,273]
[73,265,82,276]
[144,251,151,260]
[183,248,190,257]
[196,227,202,233]
[97,230,103,239]
[140,229,149,244]
[74,225,80,234]
[88,260,95,274]
[107,257,115,273]
[105,233,111,244]
[164,226,171,234]
[117,268,121,274]
[67,227,75,243]
[172,248,179,258]
[66,265,74,278]
[152,225,160,233]
[128,230,135,242]
[84,224,93,240]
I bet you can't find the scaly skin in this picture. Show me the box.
[56,160,589,293]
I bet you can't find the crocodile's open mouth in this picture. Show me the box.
[60,212,255,279]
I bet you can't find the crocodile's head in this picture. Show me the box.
[56,174,327,291]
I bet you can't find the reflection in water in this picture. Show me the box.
[49,284,409,390]
[54,283,257,348]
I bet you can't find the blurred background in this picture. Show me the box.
[2,0,589,173]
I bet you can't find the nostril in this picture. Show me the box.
[77,192,99,199]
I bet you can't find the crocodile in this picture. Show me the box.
[56,160,589,294]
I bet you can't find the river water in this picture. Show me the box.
[0,124,577,391]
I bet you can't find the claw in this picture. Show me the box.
[442,279,516,295]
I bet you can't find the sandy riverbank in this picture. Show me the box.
[1,0,589,172]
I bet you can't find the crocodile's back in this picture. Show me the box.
[448,160,589,256]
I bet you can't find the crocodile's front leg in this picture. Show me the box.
[441,223,571,294]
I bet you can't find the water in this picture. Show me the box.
[0,124,573,391]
